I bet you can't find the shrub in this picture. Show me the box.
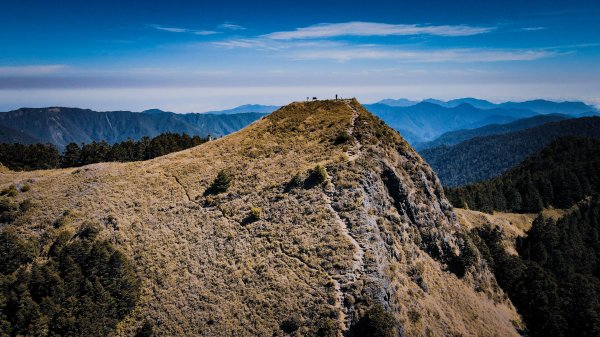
[1,185,18,197]
[77,222,101,240]
[286,173,304,191]
[20,184,30,192]
[0,227,37,275]
[315,318,339,337]
[447,233,478,278]
[204,169,232,195]
[243,207,262,224]
[350,304,396,337]
[18,199,34,213]
[305,165,328,188]
[0,198,18,223]
[280,316,301,334]
[334,131,352,145]
[249,207,262,221]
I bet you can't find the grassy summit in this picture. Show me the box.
[0,99,522,336]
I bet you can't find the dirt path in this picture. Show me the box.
[322,101,367,331]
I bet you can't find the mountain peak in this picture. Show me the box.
[1,99,521,336]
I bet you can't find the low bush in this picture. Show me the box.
[305,165,328,188]
[334,131,352,145]
[350,304,396,337]
[204,169,232,195]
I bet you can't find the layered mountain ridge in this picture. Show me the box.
[0,100,521,336]
[0,107,265,149]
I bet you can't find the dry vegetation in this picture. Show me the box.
[1,99,522,336]
[454,208,566,255]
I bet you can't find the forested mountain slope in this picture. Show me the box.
[446,137,600,213]
[415,114,570,150]
[421,117,600,186]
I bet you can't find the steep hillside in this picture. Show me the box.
[421,117,600,186]
[364,102,536,143]
[0,100,521,336]
[0,107,265,149]
[415,114,570,150]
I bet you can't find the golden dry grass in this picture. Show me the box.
[1,99,522,336]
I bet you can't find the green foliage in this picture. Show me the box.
[280,316,301,334]
[204,169,232,195]
[0,224,141,336]
[0,132,209,171]
[446,137,600,213]
[305,165,328,188]
[333,130,352,145]
[422,117,600,187]
[350,304,396,337]
[315,318,339,337]
[286,173,305,191]
[471,197,600,337]
[1,185,18,197]
[247,207,262,223]
[0,197,33,224]
[447,233,478,278]
[0,227,37,275]
[0,143,60,171]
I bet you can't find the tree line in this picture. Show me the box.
[445,137,600,213]
[470,196,600,337]
[0,223,141,336]
[0,132,210,171]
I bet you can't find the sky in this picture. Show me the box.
[0,0,599,112]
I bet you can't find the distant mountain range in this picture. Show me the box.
[203,104,280,114]
[376,97,598,114]
[420,116,600,187]
[368,98,598,144]
[2,98,597,153]
[0,107,266,149]
[364,102,537,143]
[141,104,280,115]
[414,114,571,150]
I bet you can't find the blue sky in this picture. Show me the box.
[0,0,599,111]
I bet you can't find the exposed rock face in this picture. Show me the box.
[0,100,521,336]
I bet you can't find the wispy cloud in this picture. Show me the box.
[219,23,246,31]
[0,64,68,76]
[213,38,335,51]
[519,26,547,31]
[213,36,557,63]
[262,21,495,39]
[194,30,219,36]
[154,25,189,33]
[152,24,219,35]
[290,46,557,62]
